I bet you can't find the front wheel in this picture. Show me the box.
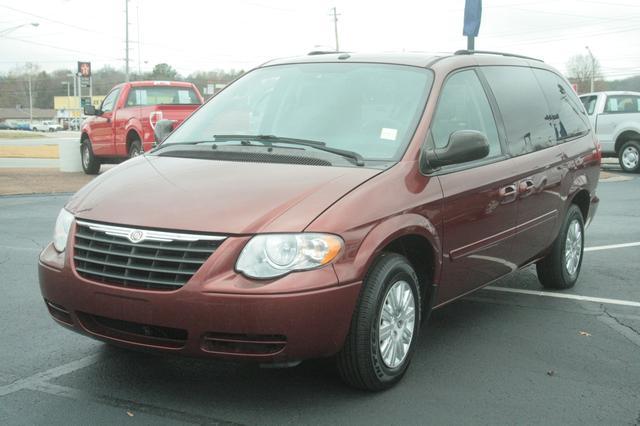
[618,141,640,173]
[337,253,421,391]
[536,204,585,289]
[81,140,101,175]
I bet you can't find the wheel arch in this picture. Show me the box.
[614,129,640,153]
[339,214,442,315]
[569,189,590,222]
[125,128,142,153]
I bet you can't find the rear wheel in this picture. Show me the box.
[536,204,584,289]
[81,139,101,175]
[618,141,640,173]
[128,140,142,158]
[337,253,421,391]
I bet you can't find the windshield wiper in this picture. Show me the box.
[212,134,365,166]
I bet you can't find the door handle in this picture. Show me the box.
[499,184,516,198]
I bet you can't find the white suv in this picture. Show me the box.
[580,91,640,173]
[32,120,62,132]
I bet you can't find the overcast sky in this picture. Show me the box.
[1,0,639,80]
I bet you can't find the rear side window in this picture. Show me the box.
[580,95,598,115]
[482,66,556,156]
[126,86,201,107]
[431,70,502,159]
[604,95,640,113]
[533,69,590,142]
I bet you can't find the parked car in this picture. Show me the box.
[39,51,600,391]
[579,91,640,173]
[69,118,82,131]
[79,80,204,174]
[13,122,32,131]
[32,120,62,132]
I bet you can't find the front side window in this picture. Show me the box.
[482,66,556,156]
[580,95,598,115]
[126,86,201,107]
[161,63,433,164]
[604,95,640,113]
[100,89,120,113]
[534,69,590,142]
[431,69,502,159]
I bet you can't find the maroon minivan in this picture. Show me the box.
[39,51,600,390]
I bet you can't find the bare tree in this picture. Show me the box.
[566,54,601,94]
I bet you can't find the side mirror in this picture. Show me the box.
[83,104,97,116]
[421,130,490,172]
[153,119,175,145]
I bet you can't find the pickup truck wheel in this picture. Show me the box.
[81,140,101,175]
[128,140,142,158]
[337,253,421,391]
[536,204,584,289]
[618,141,640,173]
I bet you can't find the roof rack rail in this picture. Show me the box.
[307,50,344,56]
[454,50,543,62]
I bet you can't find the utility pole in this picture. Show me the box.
[585,46,595,93]
[330,7,340,52]
[125,0,130,82]
[28,72,33,125]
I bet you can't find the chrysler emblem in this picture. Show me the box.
[128,230,145,243]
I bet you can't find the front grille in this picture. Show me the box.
[73,220,225,290]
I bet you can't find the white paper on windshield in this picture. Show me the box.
[380,128,398,141]
[178,90,191,104]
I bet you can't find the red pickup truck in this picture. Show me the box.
[80,81,203,174]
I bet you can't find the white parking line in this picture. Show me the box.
[584,242,640,252]
[483,286,640,308]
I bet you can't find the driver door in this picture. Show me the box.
[91,88,120,156]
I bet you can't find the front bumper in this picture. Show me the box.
[39,243,361,362]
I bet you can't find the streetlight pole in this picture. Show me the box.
[585,46,596,93]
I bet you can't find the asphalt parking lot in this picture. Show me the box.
[0,168,638,425]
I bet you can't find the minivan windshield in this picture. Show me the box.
[160,63,433,164]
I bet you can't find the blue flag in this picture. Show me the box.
[463,0,482,37]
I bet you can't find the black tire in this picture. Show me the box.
[128,139,142,158]
[536,204,585,289]
[81,139,101,175]
[337,253,422,391]
[618,140,640,173]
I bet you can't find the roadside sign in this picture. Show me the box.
[78,61,91,77]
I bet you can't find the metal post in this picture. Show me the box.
[467,36,475,51]
[28,73,33,125]
[89,76,92,99]
[125,0,130,82]
[331,7,340,52]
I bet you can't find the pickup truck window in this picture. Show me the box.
[580,95,598,115]
[126,86,200,107]
[101,88,121,113]
[604,95,640,113]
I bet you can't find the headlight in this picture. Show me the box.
[236,233,343,279]
[53,208,74,252]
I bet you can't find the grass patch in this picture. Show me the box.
[0,130,47,139]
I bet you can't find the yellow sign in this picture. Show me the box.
[54,95,105,110]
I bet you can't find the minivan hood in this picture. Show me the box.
[67,155,381,234]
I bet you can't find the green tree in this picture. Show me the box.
[148,63,180,81]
